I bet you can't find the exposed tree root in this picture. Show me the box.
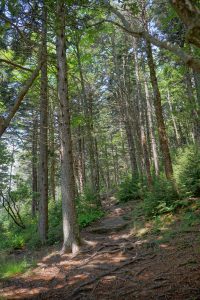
[69,256,145,297]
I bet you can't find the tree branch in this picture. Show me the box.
[0,60,43,137]
[0,13,25,40]
[0,58,32,72]
[101,3,200,72]
[170,0,200,48]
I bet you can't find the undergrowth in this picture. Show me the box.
[117,175,144,202]
[0,187,104,252]
[0,257,35,279]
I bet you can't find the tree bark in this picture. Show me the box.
[76,42,100,204]
[170,0,200,48]
[49,104,56,202]
[133,39,152,186]
[32,113,38,217]
[143,76,159,176]
[38,1,48,244]
[145,39,173,179]
[167,89,180,146]
[56,0,80,254]
[185,69,200,144]
[111,34,139,177]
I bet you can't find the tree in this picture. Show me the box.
[170,0,200,48]
[56,0,80,254]
[38,1,49,244]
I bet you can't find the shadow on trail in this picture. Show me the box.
[1,201,200,299]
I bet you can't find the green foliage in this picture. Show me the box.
[47,190,104,245]
[9,180,30,203]
[78,209,104,228]
[117,175,143,203]
[143,176,178,217]
[0,186,105,251]
[47,201,63,245]
[0,141,12,188]
[174,146,200,197]
[181,210,200,230]
[77,186,98,206]
[0,257,34,279]
[0,214,40,251]
[76,186,104,228]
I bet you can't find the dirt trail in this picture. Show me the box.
[1,199,200,299]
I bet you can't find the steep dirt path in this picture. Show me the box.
[1,199,200,299]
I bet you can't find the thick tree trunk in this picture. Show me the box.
[145,40,173,179]
[56,0,80,254]
[38,2,48,244]
[32,114,38,217]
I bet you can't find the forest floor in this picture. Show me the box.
[1,197,200,299]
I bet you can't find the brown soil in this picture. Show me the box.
[1,199,200,300]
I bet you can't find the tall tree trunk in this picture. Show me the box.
[77,125,85,193]
[122,51,143,175]
[38,2,48,244]
[104,143,111,191]
[87,93,101,205]
[133,39,152,186]
[76,42,100,204]
[111,33,139,177]
[32,114,38,217]
[185,69,200,144]
[193,71,200,106]
[145,39,173,179]
[167,89,180,146]
[56,0,80,254]
[49,104,56,202]
[143,77,159,175]
[110,134,120,186]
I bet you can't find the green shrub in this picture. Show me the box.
[174,145,200,197]
[117,175,144,202]
[143,176,179,217]
[76,186,99,206]
[0,187,105,250]
[48,192,104,244]
[78,209,104,228]
[0,258,34,279]
[47,201,63,245]
[76,187,104,228]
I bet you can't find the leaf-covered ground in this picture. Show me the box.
[1,198,200,299]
